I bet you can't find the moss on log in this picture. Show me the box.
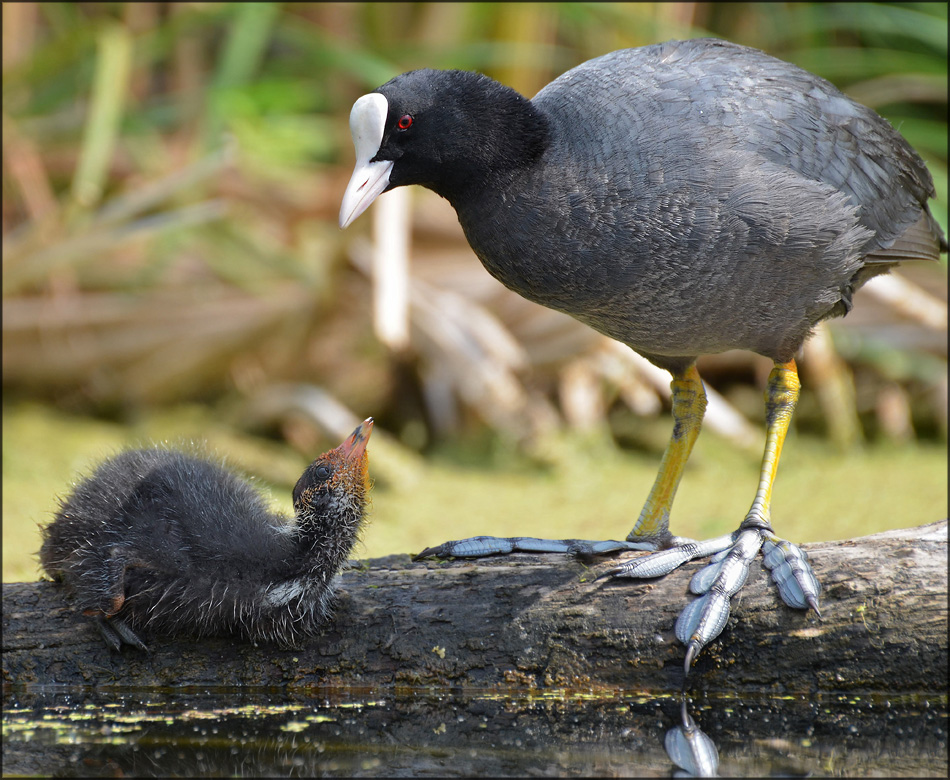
[3,521,946,693]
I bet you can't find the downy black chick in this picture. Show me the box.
[39,418,373,651]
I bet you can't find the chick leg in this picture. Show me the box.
[77,548,151,652]
[609,360,821,670]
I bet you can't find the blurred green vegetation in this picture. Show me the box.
[5,400,946,583]
[3,3,947,581]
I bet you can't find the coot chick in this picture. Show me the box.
[339,38,946,671]
[39,419,374,651]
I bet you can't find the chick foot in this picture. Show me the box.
[95,615,150,653]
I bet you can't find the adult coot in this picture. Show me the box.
[339,38,946,671]
[40,419,374,651]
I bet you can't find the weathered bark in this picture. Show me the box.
[3,521,946,693]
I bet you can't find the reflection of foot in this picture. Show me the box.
[666,698,718,777]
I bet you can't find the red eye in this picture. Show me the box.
[396,114,413,130]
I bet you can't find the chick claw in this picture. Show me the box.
[96,615,150,653]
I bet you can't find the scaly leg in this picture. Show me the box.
[609,360,820,670]
[629,364,708,543]
[414,360,820,674]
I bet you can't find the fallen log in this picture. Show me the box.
[3,521,946,694]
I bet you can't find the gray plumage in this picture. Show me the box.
[340,38,945,673]
[372,38,944,373]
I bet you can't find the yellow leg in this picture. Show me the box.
[612,358,816,673]
[742,359,800,530]
[627,365,707,544]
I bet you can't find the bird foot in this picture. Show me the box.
[413,535,655,560]
[96,615,150,653]
[599,533,737,580]
[608,528,820,671]
[413,528,820,675]
[761,535,822,615]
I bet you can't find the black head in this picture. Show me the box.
[375,69,549,190]
[339,68,548,227]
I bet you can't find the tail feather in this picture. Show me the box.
[865,210,946,265]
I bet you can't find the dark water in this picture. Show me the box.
[2,683,946,777]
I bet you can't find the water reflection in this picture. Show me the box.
[3,683,946,777]
[666,696,719,777]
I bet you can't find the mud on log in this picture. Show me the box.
[3,522,946,693]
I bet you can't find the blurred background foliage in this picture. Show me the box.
[3,2,947,581]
